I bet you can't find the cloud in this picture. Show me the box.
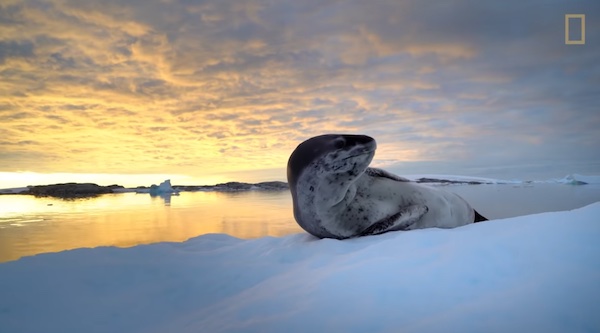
[0,40,35,64]
[0,0,598,180]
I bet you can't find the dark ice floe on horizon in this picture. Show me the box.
[170,180,291,192]
[403,173,600,185]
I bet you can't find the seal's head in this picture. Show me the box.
[287,134,377,237]
[287,134,377,189]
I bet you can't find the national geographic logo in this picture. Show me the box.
[565,14,585,45]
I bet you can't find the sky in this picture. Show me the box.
[1,0,599,187]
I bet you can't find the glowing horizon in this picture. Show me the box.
[0,170,290,189]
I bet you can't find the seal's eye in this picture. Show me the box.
[333,138,346,149]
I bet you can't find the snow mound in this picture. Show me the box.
[0,203,599,333]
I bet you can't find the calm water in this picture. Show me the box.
[0,191,301,263]
[1,184,599,263]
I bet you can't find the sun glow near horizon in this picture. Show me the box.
[0,172,243,189]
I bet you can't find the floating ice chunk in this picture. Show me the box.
[149,179,179,195]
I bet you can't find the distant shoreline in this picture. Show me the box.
[0,177,508,198]
[0,181,291,198]
[1,173,596,198]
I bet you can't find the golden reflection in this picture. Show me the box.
[0,192,302,263]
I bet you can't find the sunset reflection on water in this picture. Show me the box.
[3,183,599,263]
[0,191,301,263]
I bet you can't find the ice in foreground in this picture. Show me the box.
[1,203,599,333]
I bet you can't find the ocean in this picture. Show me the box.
[1,183,599,263]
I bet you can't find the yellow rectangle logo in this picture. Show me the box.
[565,14,585,45]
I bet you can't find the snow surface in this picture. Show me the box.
[1,202,599,333]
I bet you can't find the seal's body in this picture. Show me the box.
[287,134,487,239]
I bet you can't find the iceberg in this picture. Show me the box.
[133,179,180,195]
[149,179,178,195]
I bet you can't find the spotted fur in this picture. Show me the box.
[287,134,487,239]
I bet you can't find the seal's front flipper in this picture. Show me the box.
[364,168,411,182]
[474,210,488,222]
[359,205,429,236]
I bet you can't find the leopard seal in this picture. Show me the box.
[287,134,488,239]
